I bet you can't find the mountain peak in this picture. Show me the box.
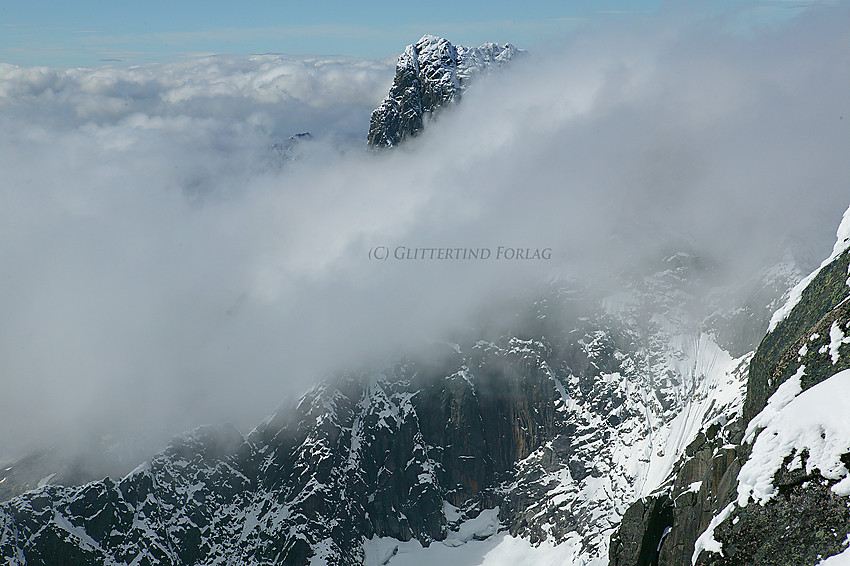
[367,35,522,148]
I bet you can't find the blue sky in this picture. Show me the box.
[0,0,828,68]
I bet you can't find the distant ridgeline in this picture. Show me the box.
[367,35,522,148]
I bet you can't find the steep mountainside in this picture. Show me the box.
[611,207,850,566]
[367,35,521,147]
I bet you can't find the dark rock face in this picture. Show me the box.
[367,35,521,147]
[0,242,800,565]
[657,424,744,565]
[609,495,673,566]
[0,424,256,566]
[0,263,749,565]
[0,244,810,565]
[0,338,563,565]
[610,419,746,566]
[692,245,850,565]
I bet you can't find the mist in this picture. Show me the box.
[1,5,849,462]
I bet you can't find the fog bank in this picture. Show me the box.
[1,5,849,459]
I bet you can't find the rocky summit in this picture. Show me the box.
[367,35,521,148]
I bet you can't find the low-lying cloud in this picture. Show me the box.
[1,5,849,461]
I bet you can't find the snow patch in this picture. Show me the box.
[829,321,850,364]
[363,507,593,566]
[443,508,501,547]
[743,366,805,445]
[37,473,56,488]
[738,368,850,507]
[364,530,586,566]
[819,549,850,565]
[657,526,672,552]
[308,538,336,566]
[636,334,746,496]
[692,502,734,564]
[53,512,108,557]
[443,501,462,523]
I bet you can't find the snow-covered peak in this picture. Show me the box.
[368,35,522,147]
[406,35,459,67]
[456,42,521,82]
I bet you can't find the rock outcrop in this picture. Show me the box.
[270,131,312,163]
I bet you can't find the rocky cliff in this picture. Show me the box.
[367,35,521,148]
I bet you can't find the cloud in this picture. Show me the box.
[0,55,395,456]
[1,4,849,461]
